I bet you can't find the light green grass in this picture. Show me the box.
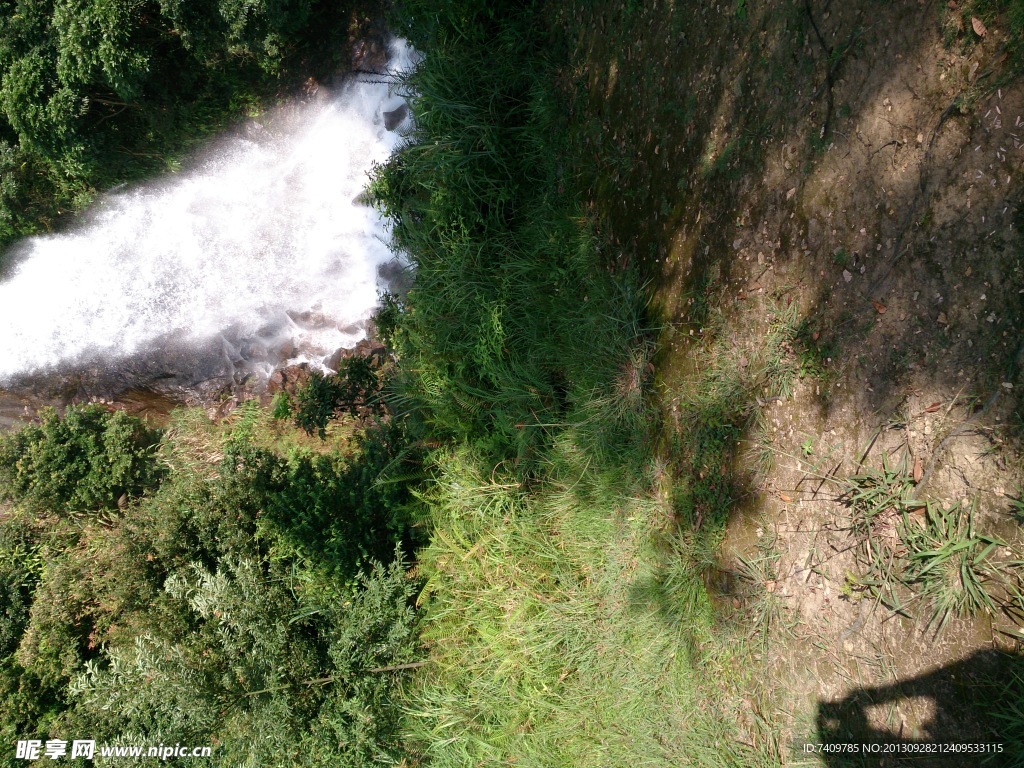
[406,448,778,767]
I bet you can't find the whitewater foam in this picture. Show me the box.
[0,39,416,388]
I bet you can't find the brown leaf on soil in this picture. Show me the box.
[923,401,942,413]
[779,492,794,503]
[812,331,820,341]
[765,580,777,593]
[871,300,887,314]
[972,16,988,37]
[913,456,924,483]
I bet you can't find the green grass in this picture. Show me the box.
[904,500,1005,634]
[833,457,1020,633]
[367,2,792,764]
[406,449,778,767]
[665,303,802,533]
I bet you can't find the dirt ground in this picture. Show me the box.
[559,0,1024,762]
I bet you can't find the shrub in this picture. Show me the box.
[0,566,29,658]
[68,553,420,766]
[291,357,385,438]
[0,405,161,514]
[247,419,422,581]
[0,405,163,513]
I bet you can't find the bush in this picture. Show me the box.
[291,357,385,438]
[0,406,422,765]
[69,554,420,766]
[0,405,163,513]
[247,419,422,580]
[0,566,29,658]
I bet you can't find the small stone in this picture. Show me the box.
[842,269,853,283]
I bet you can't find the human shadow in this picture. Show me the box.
[815,649,1024,767]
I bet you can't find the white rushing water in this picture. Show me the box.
[0,40,416,388]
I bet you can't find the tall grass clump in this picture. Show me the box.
[407,448,769,767]
[372,1,781,765]
[373,0,656,477]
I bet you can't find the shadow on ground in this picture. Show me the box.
[816,649,1024,767]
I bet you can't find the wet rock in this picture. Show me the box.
[337,321,365,336]
[351,37,388,72]
[326,347,350,372]
[383,104,408,131]
[265,364,314,397]
[288,310,332,330]
[377,259,412,295]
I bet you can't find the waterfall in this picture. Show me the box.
[0,40,416,395]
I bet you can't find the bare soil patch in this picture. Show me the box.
[558,0,1024,760]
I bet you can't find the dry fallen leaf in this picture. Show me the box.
[924,401,942,413]
[913,456,924,483]
[937,312,948,325]
[765,580,777,593]
[812,331,820,341]
[871,300,887,314]
[972,16,988,37]
[779,493,794,503]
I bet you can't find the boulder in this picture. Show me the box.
[383,104,408,131]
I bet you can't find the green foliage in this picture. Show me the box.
[905,500,1003,633]
[0,405,162,513]
[271,389,294,420]
[0,405,422,765]
[405,446,766,767]
[291,372,341,437]
[70,553,420,766]
[159,0,316,70]
[372,290,404,350]
[385,0,530,51]
[370,0,655,476]
[0,566,29,658]
[251,420,422,580]
[991,661,1024,768]
[369,3,779,765]
[291,357,385,438]
[0,0,362,250]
